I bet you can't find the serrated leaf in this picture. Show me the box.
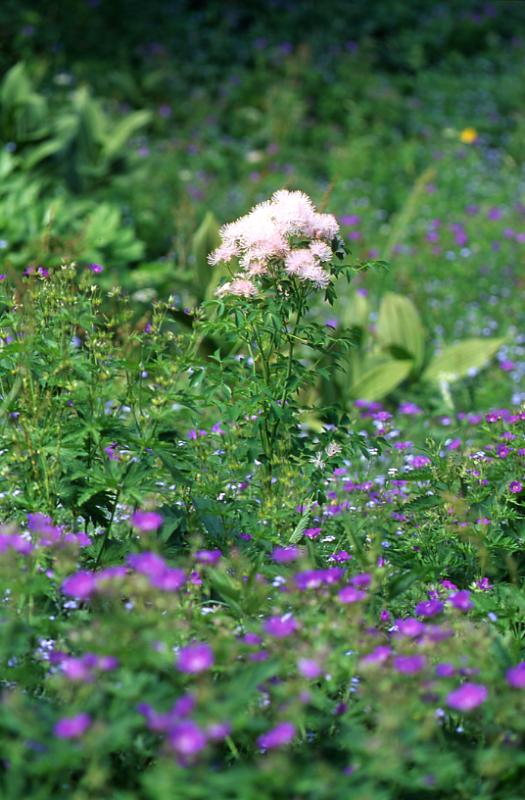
[423,337,505,383]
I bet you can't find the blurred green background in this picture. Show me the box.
[0,0,524,398]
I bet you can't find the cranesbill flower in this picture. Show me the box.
[54,713,92,739]
[176,643,214,674]
[150,567,186,591]
[263,614,298,638]
[195,549,222,565]
[61,571,96,600]
[396,618,425,638]
[297,658,322,679]
[127,551,167,577]
[392,655,427,674]
[436,663,456,678]
[338,586,367,604]
[415,599,444,618]
[448,590,473,612]
[506,662,525,689]
[131,510,164,532]
[168,720,207,756]
[272,546,301,563]
[360,645,392,666]
[446,682,487,711]
[257,721,296,750]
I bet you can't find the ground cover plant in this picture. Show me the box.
[1,2,525,798]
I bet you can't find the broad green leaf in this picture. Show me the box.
[103,110,151,161]
[1,62,32,107]
[191,211,222,299]
[350,357,413,401]
[341,290,369,330]
[423,337,505,383]
[377,292,425,368]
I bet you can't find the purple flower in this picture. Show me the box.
[104,442,121,461]
[297,658,322,679]
[257,721,296,750]
[61,657,94,682]
[150,567,186,591]
[446,682,487,711]
[338,586,367,604]
[195,549,222,565]
[54,713,92,739]
[304,527,321,539]
[272,546,301,563]
[506,663,525,689]
[263,615,298,638]
[436,663,456,678]
[168,720,207,756]
[509,481,523,494]
[448,590,473,612]
[360,645,392,666]
[206,721,232,741]
[397,618,425,638]
[415,599,444,618]
[350,573,371,588]
[131,510,163,532]
[392,654,427,674]
[410,455,431,469]
[176,643,214,674]
[61,571,96,600]
[88,263,104,273]
[399,402,422,416]
[128,551,167,577]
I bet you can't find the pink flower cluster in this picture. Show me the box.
[209,190,339,297]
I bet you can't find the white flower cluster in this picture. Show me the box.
[209,190,339,297]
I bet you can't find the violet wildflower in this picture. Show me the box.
[392,655,427,674]
[304,527,321,539]
[297,658,322,679]
[436,663,456,678]
[263,615,298,638]
[150,567,186,591]
[415,599,444,618]
[507,663,525,689]
[195,549,222,565]
[176,643,214,674]
[168,720,207,757]
[54,713,92,739]
[397,618,425,638]
[272,546,301,563]
[338,586,367,604]
[206,721,232,741]
[446,683,487,711]
[350,573,371,588]
[509,481,523,494]
[88,263,104,273]
[131,510,164,532]
[449,590,474,612]
[257,721,296,750]
[360,645,392,666]
[61,571,96,600]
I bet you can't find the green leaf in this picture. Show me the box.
[103,110,151,161]
[423,337,505,383]
[191,212,222,299]
[376,292,425,369]
[350,357,413,401]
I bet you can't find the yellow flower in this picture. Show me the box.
[459,127,478,144]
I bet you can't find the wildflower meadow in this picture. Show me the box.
[1,2,525,798]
